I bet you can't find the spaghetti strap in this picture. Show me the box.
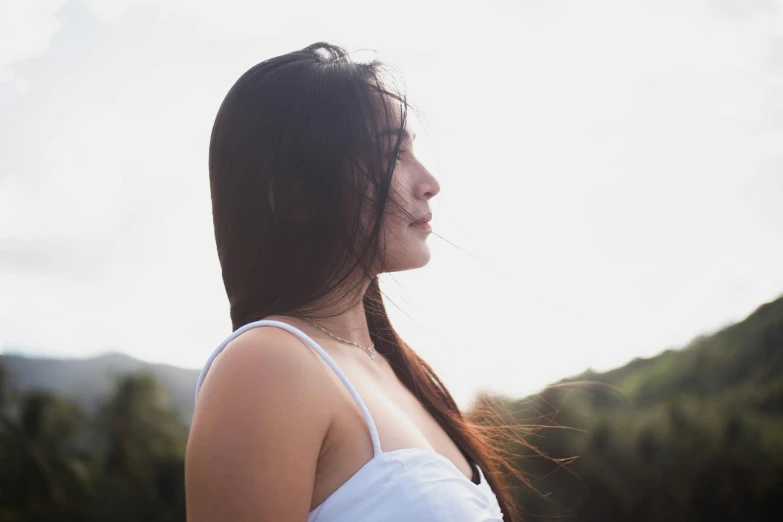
[195,319,383,458]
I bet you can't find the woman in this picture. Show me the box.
[186,42,515,521]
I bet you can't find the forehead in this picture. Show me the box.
[365,87,422,150]
[372,100,416,144]
[371,91,405,125]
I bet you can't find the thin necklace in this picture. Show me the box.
[300,318,378,360]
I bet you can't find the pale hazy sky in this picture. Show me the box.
[1,0,782,406]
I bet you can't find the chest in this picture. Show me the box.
[311,353,475,508]
[308,449,503,522]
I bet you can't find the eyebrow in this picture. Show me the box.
[378,128,417,142]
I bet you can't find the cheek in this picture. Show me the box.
[387,170,415,226]
[378,167,417,255]
[382,197,411,239]
[379,210,406,255]
[377,204,412,267]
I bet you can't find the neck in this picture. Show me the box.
[286,276,374,347]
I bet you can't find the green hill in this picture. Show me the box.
[479,294,783,522]
[576,296,783,409]
[1,294,781,521]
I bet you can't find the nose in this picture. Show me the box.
[416,166,440,201]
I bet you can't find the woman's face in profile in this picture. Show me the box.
[376,104,441,274]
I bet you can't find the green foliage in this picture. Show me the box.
[481,295,783,522]
[0,372,186,522]
[1,294,781,521]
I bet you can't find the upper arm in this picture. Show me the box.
[185,328,333,522]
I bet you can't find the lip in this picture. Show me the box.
[409,213,433,232]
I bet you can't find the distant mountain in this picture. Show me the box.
[0,351,200,422]
[3,294,782,431]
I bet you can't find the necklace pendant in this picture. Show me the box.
[301,318,378,361]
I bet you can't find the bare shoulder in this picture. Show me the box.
[186,326,334,522]
[196,326,331,402]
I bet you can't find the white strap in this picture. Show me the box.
[195,319,382,457]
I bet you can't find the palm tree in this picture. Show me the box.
[92,372,187,522]
[0,389,89,521]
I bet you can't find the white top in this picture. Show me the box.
[195,319,504,522]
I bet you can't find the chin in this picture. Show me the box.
[384,243,432,273]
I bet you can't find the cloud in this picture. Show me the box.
[0,0,234,363]
[710,0,780,19]
[0,0,66,82]
[2,0,783,405]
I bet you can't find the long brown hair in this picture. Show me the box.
[209,42,519,521]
